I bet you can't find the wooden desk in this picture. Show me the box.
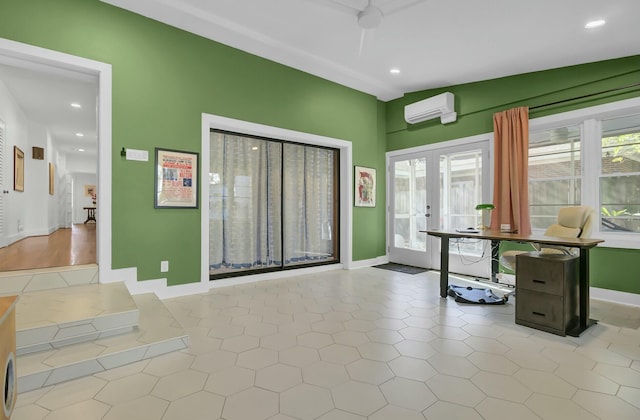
[1,296,18,420]
[423,229,604,337]
[83,206,96,224]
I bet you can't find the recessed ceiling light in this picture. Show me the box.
[71,102,82,108]
[78,148,85,152]
[390,68,401,74]
[585,19,606,29]
[75,133,84,137]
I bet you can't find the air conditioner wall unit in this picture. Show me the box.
[404,92,457,125]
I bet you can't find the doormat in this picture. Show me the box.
[373,263,427,275]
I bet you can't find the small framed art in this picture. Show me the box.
[48,163,55,195]
[14,146,24,192]
[155,148,199,208]
[354,165,376,207]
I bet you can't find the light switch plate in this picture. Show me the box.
[125,148,149,162]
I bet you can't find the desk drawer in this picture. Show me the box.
[515,290,564,331]
[516,252,577,295]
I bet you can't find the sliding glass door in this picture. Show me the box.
[283,144,338,267]
[209,131,338,278]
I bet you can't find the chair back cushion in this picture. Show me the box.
[557,206,588,229]
[546,206,595,238]
[545,224,581,238]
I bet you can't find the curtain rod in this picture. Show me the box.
[530,82,640,110]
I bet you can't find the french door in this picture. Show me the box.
[388,139,491,278]
[388,152,431,267]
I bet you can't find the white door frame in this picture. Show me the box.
[386,133,493,275]
[387,150,433,267]
[0,119,6,248]
[200,114,354,287]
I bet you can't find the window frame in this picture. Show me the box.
[528,96,640,249]
[527,124,582,229]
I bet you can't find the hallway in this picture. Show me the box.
[0,224,96,271]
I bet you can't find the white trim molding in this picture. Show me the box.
[199,113,354,290]
[591,287,640,308]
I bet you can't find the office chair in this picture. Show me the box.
[500,206,596,272]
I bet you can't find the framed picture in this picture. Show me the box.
[84,185,96,197]
[13,146,24,192]
[48,163,55,195]
[354,165,376,207]
[155,148,199,208]
[32,146,44,160]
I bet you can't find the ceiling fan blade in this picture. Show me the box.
[358,28,366,56]
[382,0,426,16]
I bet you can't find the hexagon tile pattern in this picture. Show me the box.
[10,268,640,420]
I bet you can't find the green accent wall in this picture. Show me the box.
[0,0,386,285]
[352,101,388,261]
[2,0,639,295]
[386,56,640,295]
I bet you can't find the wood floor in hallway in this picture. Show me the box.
[0,224,96,271]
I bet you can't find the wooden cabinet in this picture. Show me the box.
[515,252,578,336]
[1,296,18,420]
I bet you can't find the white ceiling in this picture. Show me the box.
[0,58,97,160]
[1,0,638,162]
[102,0,640,101]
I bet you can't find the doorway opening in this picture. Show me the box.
[0,38,112,283]
[0,55,98,272]
[387,136,491,278]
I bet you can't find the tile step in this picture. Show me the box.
[0,265,98,295]
[16,292,188,392]
[15,282,140,355]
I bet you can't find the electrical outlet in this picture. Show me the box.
[161,261,169,272]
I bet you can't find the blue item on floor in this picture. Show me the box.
[447,284,508,305]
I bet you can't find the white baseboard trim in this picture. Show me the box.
[349,256,388,269]
[101,267,137,284]
[115,263,346,300]
[6,233,25,247]
[95,264,640,308]
[591,287,640,307]
[7,225,60,245]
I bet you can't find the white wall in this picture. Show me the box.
[24,121,50,236]
[0,79,69,242]
[67,154,98,225]
[0,78,29,244]
[67,153,96,174]
[72,172,97,225]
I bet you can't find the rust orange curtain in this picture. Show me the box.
[490,107,531,235]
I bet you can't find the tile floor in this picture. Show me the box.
[11,268,640,420]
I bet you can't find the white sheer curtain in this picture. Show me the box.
[283,144,335,265]
[209,132,336,274]
[209,132,282,270]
